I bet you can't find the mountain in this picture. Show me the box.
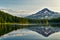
[0,10,29,23]
[0,10,43,24]
[26,8,60,19]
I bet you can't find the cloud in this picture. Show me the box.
[1,9,35,17]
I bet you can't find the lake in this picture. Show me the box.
[0,25,60,40]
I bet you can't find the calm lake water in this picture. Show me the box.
[0,26,60,40]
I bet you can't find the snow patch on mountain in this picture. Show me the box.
[26,8,60,19]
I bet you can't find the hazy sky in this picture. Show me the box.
[0,0,60,13]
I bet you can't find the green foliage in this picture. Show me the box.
[48,17,60,23]
[0,10,45,24]
[0,11,29,24]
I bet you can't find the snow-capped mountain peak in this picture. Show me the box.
[26,8,60,19]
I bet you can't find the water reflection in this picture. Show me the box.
[0,25,60,40]
[0,29,45,40]
[27,26,60,37]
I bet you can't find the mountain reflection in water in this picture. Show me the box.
[0,26,60,40]
[28,26,60,37]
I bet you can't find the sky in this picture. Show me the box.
[0,0,60,16]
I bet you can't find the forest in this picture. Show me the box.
[0,10,47,24]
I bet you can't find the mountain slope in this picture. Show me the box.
[26,8,60,19]
[0,10,44,24]
[0,10,29,23]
